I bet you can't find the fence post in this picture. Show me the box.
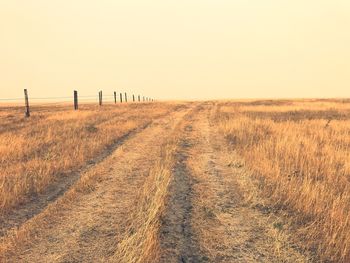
[74,90,78,110]
[24,89,30,117]
[138,95,140,102]
[125,92,127,103]
[120,93,123,103]
[99,91,103,106]
[143,96,145,102]
[133,94,135,102]
[114,91,117,104]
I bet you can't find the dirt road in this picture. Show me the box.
[1,103,311,262]
[159,103,310,262]
[1,104,193,262]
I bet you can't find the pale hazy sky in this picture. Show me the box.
[0,0,349,100]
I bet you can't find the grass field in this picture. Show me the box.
[0,103,184,214]
[217,99,350,262]
[0,100,349,262]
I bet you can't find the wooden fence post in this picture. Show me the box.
[125,92,127,103]
[138,95,140,102]
[114,91,117,104]
[24,89,30,117]
[99,91,103,106]
[120,93,123,103]
[133,94,135,102]
[74,90,78,110]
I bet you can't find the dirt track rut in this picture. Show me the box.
[159,132,204,262]
[0,121,151,239]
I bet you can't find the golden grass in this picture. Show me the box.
[112,112,188,263]
[0,104,191,262]
[112,143,175,263]
[0,103,178,214]
[217,100,350,262]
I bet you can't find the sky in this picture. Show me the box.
[0,0,350,100]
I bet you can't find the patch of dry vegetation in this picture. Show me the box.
[217,100,350,262]
[0,103,179,214]
[0,104,192,262]
[112,141,176,263]
[112,111,189,263]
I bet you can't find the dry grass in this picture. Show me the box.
[0,103,180,214]
[2,100,349,262]
[112,112,188,263]
[0,104,191,262]
[112,141,176,263]
[217,99,350,262]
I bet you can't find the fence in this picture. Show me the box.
[0,90,155,117]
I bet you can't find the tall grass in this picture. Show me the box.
[217,100,350,262]
[0,103,176,214]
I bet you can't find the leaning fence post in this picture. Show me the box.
[114,91,117,104]
[24,89,30,117]
[74,90,78,110]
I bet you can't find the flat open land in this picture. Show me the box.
[0,100,349,262]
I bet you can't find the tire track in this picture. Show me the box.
[0,122,149,239]
[159,107,206,263]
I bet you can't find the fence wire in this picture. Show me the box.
[0,92,155,113]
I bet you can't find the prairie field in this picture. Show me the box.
[217,99,350,262]
[0,100,349,262]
